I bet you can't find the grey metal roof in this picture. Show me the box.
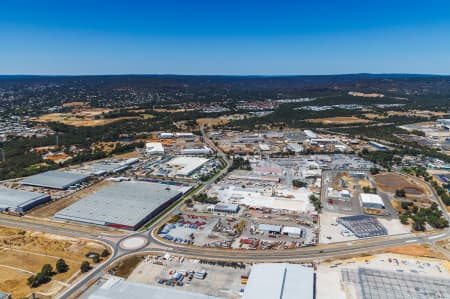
[0,188,49,210]
[55,181,183,227]
[21,170,89,189]
[258,224,282,232]
[243,263,314,299]
[87,276,223,299]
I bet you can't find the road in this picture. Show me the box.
[0,127,449,298]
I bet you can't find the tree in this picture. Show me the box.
[370,167,380,175]
[27,275,37,287]
[101,249,110,258]
[80,261,91,273]
[400,201,411,210]
[56,259,69,273]
[92,255,100,263]
[292,179,307,188]
[309,194,322,212]
[395,189,406,197]
[35,271,50,285]
[41,264,53,276]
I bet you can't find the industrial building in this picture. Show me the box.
[227,170,280,183]
[182,146,212,155]
[208,203,240,214]
[55,181,185,230]
[21,170,89,190]
[145,142,165,155]
[286,142,304,153]
[282,226,303,238]
[166,156,209,177]
[258,224,282,234]
[87,276,224,299]
[359,193,385,210]
[83,158,139,176]
[243,263,315,299]
[0,188,51,213]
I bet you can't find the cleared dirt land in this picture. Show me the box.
[373,173,431,197]
[34,113,139,127]
[0,226,107,298]
[305,116,372,125]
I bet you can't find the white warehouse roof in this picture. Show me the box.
[146,142,164,154]
[167,156,209,176]
[243,263,314,299]
[360,193,385,209]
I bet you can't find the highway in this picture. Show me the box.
[0,127,448,298]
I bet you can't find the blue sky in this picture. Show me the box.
[1,0,450,75]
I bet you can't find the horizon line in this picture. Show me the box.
[1,72,450,78]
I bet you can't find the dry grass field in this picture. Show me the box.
[305,116,372,125]
[197,117,230,127]
[0,226,107,298]
[33,107,154,127]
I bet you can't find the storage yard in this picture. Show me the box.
[55,180,190,230]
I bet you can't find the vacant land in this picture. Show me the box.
[0,226,107,298]
[197,117,230,127]
[373,173,430,197]
[109,255,145,278]
[305,116,372,125]
[34,113,138,127]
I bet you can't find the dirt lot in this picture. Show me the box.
[32,108,152,127]
[34,113,139,127]
[305,116,372,125]
[363,113,387,119]
[383,244,447,259]
[373,173,431,198]
[0,226,107,298]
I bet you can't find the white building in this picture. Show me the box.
[243,263,314,299]
[182,146,212,155]
[166,156,209,177]
[145,142,164,155]
[360,193,385,209]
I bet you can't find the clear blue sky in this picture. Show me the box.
[1,0,450,75]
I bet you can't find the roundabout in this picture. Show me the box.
[119,236,148,250]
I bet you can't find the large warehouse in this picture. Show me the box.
[21,170,90,190]
[55,180,185,230]
[166,156,209,177]
[0,188,51,213]
[243,263,315,299]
